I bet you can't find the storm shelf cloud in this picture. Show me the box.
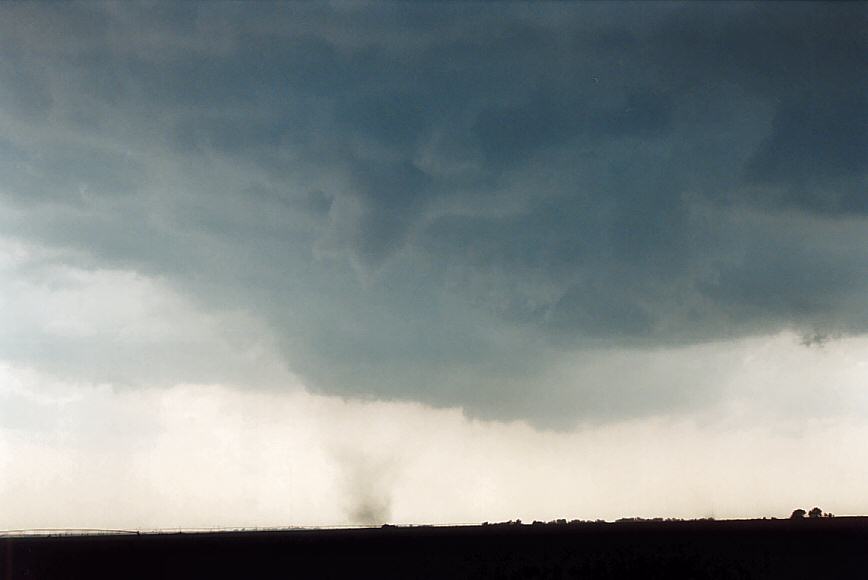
[0,1,866,424]
[0,1,866,528]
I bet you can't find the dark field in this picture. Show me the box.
[3,518,867,579]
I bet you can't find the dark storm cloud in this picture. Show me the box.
[745,97,867,214]
[0,2,865,424]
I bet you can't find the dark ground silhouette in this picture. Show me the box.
[3,517,868,579]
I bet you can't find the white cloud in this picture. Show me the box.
[0,245,295,388]
[1,354,867,530]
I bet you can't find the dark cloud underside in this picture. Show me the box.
[0,1,865,424]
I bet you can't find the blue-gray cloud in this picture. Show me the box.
[0,2,865,425]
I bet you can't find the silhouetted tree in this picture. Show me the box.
[790,509,806,519]
[808,507,822,519]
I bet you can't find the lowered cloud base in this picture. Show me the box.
[1,262,867,528]
[2,359,868,530]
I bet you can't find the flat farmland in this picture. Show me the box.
[3,518,867,579]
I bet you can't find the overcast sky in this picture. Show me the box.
[1,1,866,529]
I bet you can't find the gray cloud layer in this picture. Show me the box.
[0,2,865,425]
